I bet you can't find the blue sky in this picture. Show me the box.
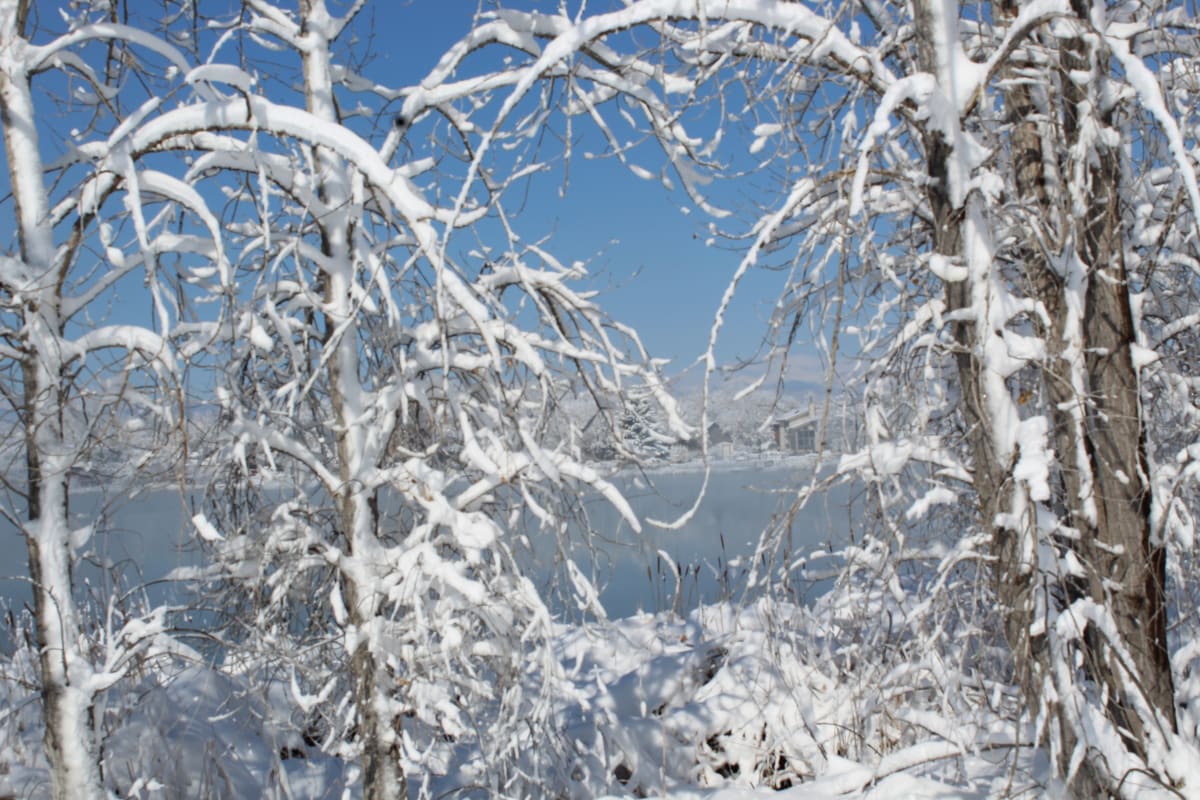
[358,1,788,369]
[0,1,802,378]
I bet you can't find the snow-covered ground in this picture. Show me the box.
[1,596,1044,799]
[0,459,1062,798]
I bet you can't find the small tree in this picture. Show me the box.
[183,2,688,796]
[0,2,228,796]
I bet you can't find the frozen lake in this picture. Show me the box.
[0,458,852,647]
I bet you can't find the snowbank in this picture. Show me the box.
[1,594,1042,799]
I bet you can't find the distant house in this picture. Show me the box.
[670,423,735,459]
[770,399,867,455]
[708,423,732,446]
[711,423,734,457]
[772,407,819,453]
[700,423,735,458]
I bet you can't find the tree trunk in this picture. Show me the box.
[1058,11,1175,737]
[1002,0,1175,755]
[22,371,107,800]
[299,3,407,796]
[910,0,1045,715]
[916,0,1176,793]
[344,575,406,800]
[1,2,106,795]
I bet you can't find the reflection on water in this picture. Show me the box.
[0,459,853,650]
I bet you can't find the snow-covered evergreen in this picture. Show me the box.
[619,396,672,461]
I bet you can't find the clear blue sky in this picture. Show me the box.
[0,1,797,375]
[364,1,795,371]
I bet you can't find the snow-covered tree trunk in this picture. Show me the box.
[297,3,405,796]
[1008,0,1173,755]
[914,0,1175,790]
[911,0,1045,747]
[1055,5,1173,735]
[1,3,231,794]
[0,5,105,798]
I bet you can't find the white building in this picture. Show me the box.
[770,399,862,454]
[772,407,819,453]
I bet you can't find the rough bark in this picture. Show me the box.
[995,21,1108,797]
[1003,0,1175,753]
[1059,17,1175,735]
[910,2,1040,705]
[919,0,1176,793]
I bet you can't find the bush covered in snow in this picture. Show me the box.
[0,572,1041,799]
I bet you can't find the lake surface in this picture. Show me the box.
[557,459,852,617]
[0,485,201,641]
[0,458,852,648]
